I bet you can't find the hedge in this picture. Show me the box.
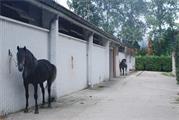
[135,56,172,72]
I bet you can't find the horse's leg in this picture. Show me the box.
[125,67,127,75]
[122,68,124,76]
[33,84,39,114]
[47,81,52,108]
[24,83,29,113]
[40,83,45,106]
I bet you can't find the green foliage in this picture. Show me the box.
[136,48,147,56]
[67,0,102,26]
[152,28,176,56]
[146,0,178,35]
[136,56,172,72]
[146,0,178,56]
[67,0,179,52]
[67,0,146,47]
[162,72,175,77]
[116,0,147,44]
[175,35,179,83]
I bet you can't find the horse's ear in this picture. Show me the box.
[17,46,19,51]
[24,46,26,51]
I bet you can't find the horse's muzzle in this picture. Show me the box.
[18,64,24,72]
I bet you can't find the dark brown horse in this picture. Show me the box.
[119,59,127,76]
[16,46,56,114]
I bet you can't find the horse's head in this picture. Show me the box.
[122,59,126,63]
[16,46,26,72]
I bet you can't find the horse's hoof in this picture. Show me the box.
[34,110,39,114]
[40,105,45,108]
[40,104,45,108]
[24,109,28,113]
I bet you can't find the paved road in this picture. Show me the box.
[7,71,179,120]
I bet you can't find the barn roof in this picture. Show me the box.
[26,0,121,45]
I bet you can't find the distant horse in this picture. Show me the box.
[16,46,57,114]
[119,59,127,76]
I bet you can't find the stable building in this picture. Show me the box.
[0,0,135,115]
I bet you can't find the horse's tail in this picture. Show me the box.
[50,64,57,84]
[46,64,57,88]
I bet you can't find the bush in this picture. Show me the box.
[135,56,172,72]
[175,37,179,83]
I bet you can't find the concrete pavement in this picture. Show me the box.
[6,71,179,120]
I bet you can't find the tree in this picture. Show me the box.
[67,0,179,52]
[147,37,154,55]
[146,0,178,35]
[145,0,178,55]
[67,0,147,47]
[67,0,102,26]
[117,0,147,45]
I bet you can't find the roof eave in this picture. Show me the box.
[24,0,121,45]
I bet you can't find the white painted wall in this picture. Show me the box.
[126,55,135,72]
[56,34,87,97]
[126,55,131,72]
[0,16,49,114]
[91,44,108,84]
[131,56,136,70]
[117,52,126,75]
[118,52,126,62]
[0,15,131,115]
[115,54,120,77]
[117,52,135,75]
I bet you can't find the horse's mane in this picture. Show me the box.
[25,49,37,67]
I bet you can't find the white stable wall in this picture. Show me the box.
[0,15,129,115]
[131,56,136,70]
[0,16,49,114]
[126,55,135,72]
[56,34,87,97]
[117,52,128,76]
[91,44,107,84]
[118,52,135,75]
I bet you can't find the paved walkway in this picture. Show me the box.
[7,71,179,120]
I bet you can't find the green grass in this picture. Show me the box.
[161,72,175,77]
[175,97,179,104]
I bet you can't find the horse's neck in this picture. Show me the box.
[24,51,37,73]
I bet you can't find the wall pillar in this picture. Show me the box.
[49,17,58,64]
[114,47,120,77]
[172,52,176,75]
[105,41,110,81]
[49,16,58,98]
[87,33,94,87]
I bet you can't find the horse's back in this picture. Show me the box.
[34,59,56,83]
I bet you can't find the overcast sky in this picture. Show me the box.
[55,0,68,8]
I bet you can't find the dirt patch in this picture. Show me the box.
[88,86,106,91]
[0,116,6,120]
[88,80,118,91]
[136,71,144,76]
